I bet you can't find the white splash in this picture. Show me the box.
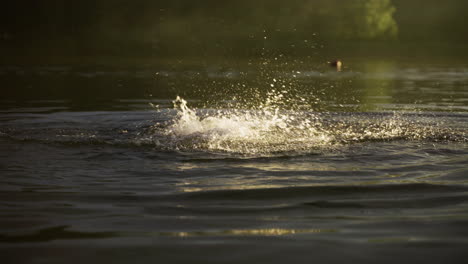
[161,96,332,154]
[150,96,462,155]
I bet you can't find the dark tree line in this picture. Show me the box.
[1,0,467,58]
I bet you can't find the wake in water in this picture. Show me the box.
[148,96,467,156]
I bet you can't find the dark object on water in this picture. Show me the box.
[329,60,343,71]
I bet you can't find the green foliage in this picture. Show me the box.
[345,0,398,39]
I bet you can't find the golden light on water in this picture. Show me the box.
[159,228,337,237]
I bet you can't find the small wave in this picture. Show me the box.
[175,183,468,200]
[0,225,116,243]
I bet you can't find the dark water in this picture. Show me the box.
[1,61,468,264]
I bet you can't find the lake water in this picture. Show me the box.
[1,60,468,263]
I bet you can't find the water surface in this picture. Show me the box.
[1,61,468,263]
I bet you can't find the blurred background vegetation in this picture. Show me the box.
[1,0,468,64]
